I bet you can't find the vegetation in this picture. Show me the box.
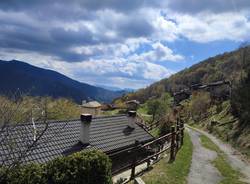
[141,132,193,184]
[200,135,245,184]
[144,93,172,122]
[0,150,112,184]
[186,95,250,159]
[0,95,82,125]
[231,52,250,128]
[118,46,250,104]
[189,92,211,121]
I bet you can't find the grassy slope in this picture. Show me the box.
[141,132,193,184]
[200,135,245,184]
[189,101,250,160]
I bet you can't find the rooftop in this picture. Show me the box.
[0,114,154,166]
[82,101,102,108]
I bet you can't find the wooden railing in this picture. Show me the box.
[111,121,185,179]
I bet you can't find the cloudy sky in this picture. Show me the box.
[0,0,250,89]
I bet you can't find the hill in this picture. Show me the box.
[0,60,124,103]
[118,45,250,159]
[118,46,250,103]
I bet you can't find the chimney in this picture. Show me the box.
[80,114,92,145]
[127,111,136,128]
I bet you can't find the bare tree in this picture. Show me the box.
[0,93,51,169]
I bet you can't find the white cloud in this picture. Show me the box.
[1,0,250,89]
[173,11,250,43]
[129,42,184,62]
[0,49,174,89]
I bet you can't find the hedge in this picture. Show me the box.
[0,150,112,184]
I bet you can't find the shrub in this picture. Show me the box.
[189,91,211,121]
[1,150,112,184]
[7,163,46,184]
[0,167,8,184]
[46,150,112,184]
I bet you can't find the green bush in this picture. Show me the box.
[0,167,8,184]
[47,150,112,184]
[1,150,112,184]
[7,163,46,184]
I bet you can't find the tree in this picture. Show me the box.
[0,94,82,171]
[189,91,211,121]
[147,93,172,123]
[231,46,250,127]
[231,71,250,127]
[147,99,161,123]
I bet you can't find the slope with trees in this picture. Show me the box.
[117,46,250,104]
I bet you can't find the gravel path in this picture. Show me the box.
[187,128,222,184]
[188,126,250,183]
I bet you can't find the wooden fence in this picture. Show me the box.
[111,120,185,179]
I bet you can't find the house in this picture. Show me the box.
[81,101,102,116]
[0,111,154,173]
[173,89,191,105]
[126,100,140,111]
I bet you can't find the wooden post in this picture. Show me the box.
[131,158,136,180]
[170,126,176,162]
[130,140,139,180]
[180,120,184,146]
[147,159,150,169]
[176,125,180,150]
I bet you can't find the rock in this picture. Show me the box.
[134,177,145,184]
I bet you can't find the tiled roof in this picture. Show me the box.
[126,100,140,105]
[82,101,102,108]
[0,115,154,166]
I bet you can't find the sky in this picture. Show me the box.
[0,0,250,89]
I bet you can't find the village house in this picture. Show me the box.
[81,100,102,116]
[126,100,140,111]
[0,111,154,174]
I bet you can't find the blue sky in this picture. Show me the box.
[0,0,249,89]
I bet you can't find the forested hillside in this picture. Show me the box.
[115,46,250,158]
[0,60,124,103]
[117,46,250,104]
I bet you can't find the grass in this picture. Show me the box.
[141,132,193,184]
[149,127,160,137]
[101,109,121,116]
[200,134,245,184]
[189,100,250,160]
[137,104,148,114]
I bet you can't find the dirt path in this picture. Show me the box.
[186,128,222,184]
[188,126,250,183]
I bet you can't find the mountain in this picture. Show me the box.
[97,85,135,92]
[0,60,124,103]
[118,46,250,103]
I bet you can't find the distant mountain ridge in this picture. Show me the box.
[0,60,124,103]
[96,84,135,92]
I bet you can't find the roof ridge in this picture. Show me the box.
[93,114,127,119]
[1,114,128,128]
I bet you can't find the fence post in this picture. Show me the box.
[130,141,139,180]
[147,159,150,169]
[170,126,176,162]
[176,124,180,150]
[180,120,184,146]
